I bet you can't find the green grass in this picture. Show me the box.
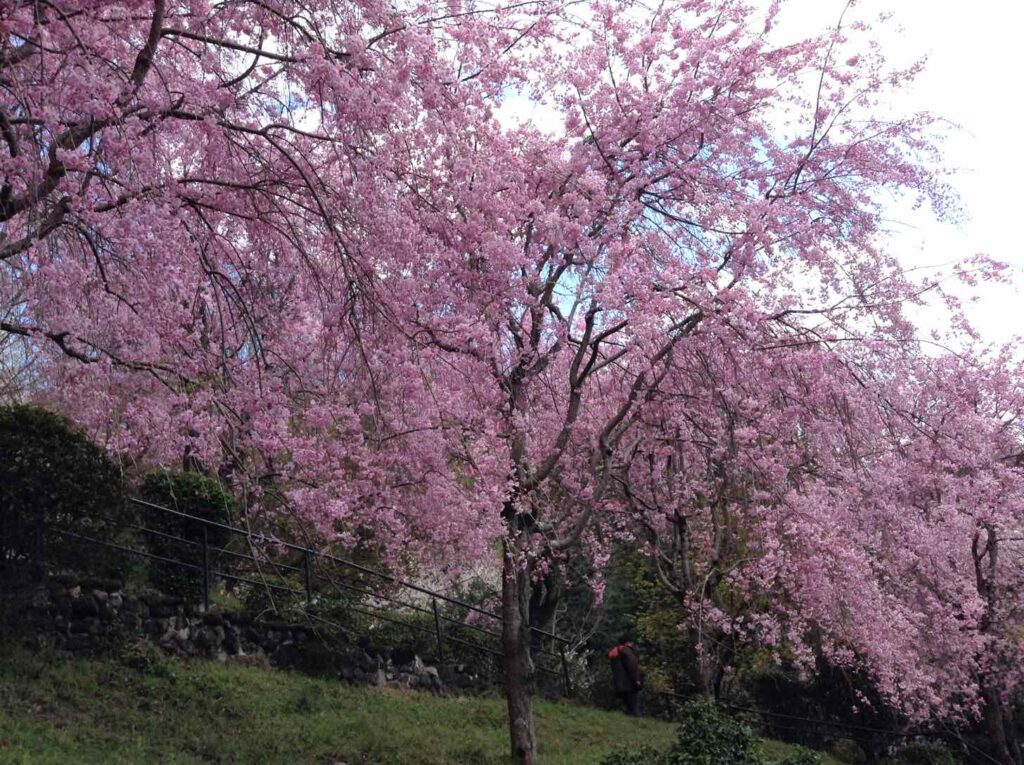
[0,641,838,764]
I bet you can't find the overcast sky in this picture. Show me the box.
[772,0,1023,346]
[499,1,1022,346]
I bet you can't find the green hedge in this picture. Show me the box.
[138,470,236,599]
[0,405,128,581]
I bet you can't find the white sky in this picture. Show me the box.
[498,1,1023,347]
[772,0,1024,346]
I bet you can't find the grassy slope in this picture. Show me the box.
[0,643,837,764]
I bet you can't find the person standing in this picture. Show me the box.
[609,634,642,716]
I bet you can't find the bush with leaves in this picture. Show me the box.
[670,697,764,765]
[600,698,764,765]
[778,747,822,765]
[0,405,127,581]
[138,470,236,599]
[894,741,958,765]
[745,662,903,756]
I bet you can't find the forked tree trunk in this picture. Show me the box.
[503,535,538,764]
[689,626,723,700]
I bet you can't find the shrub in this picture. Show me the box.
[138,470,236,599]
[895,741,957,765]
[239,570,308,616]
[669,697,763,765]
[0,405,127,582]
[779,746,822,765]
[600,698,765,765]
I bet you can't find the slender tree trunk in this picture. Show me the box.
[503,534,538,764]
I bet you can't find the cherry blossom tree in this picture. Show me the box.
[4,0,1020,762]
[617,334,1024,736]
[0,0,526,561]
[379,2,991,758]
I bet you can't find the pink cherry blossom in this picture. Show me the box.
[4,1,1022,761]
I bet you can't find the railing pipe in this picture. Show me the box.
[128,497,567,643]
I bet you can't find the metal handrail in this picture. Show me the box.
[46,496,574,694]
[124,497,569,644]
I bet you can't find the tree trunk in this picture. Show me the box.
[982,679,1021,765]
[503,535,538,764]
[689,626,724,700]
[973,527,1022,765]
[528,562,563,652]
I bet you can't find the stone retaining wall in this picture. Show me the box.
[2,574,498,695]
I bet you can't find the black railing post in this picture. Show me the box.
[431,597,445,664]
[303,549,313,605]
[560,644,572,696]
[201,525,210,612]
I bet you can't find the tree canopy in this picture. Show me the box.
[3,1,1023,761]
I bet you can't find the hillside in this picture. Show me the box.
[0,641,836,764]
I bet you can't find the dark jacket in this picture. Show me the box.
[609,642,641,694]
